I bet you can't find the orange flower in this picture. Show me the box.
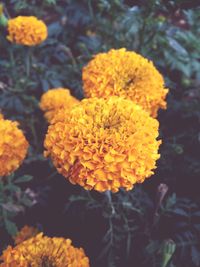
[13,226,39,245]
[0,233,90,267]
[7,16,47,46]
[0,117,29,177]
[83,48,168,117]
[40,88,79,123]
[44,97,161,192]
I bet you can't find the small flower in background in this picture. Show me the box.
[0,115,29,177]
[13,225,39,245]
[83,48,168,118]
[7,16,48,46]
[44,97,161,192]
[40,88,79,123]
[0,233,90,266]
[86,30,96,37]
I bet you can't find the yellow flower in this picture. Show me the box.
[44,97,161,192]
[7,16,48,46]
[0,117,29,177]
[0,233,90,267]
[82,48,168,117]
[40,88,79,123]
[13,225,39,245]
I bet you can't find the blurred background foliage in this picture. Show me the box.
[0,0,200,266]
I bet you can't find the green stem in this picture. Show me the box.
[25,48,32,77]
[29,117,39,151]
[88,0,94,20]
[105,191,115,216]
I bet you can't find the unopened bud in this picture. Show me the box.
[161,239,176,267]
[157,183,169,207]
[0,4,8,27]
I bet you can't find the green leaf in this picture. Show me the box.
[4,219,18,236]
[191,246,200,266]
[15,175,33,183]
[45,0,57,5]
[167,37,188,56]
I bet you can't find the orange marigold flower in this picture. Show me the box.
[0,233,90,267]
[40,88,79,123]
[13,225,39,245]
[44,97,161,192]
[0,117,29,177]
[7,16,48,46]
[82,48,168,117]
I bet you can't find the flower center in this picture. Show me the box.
[41,257,55,267]
[123,78,135,90]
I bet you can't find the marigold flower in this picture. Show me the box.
[7,16,48,46]
[0,233,90,267]
[13,225,39,245]
[82,48,168,117]
[0,117,29,177]
[44,97,161,192]
[40,88,79,123]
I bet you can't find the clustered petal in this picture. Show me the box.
[40,88,79,123]
[7,16,48,46]
[0,233,90,267]
[0,115,29,177]
[13,225,39,245]
[83,48,168,117]
[44,97,161,192]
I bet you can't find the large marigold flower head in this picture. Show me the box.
[82,48,168,117]
[7,16,48,46]
[40,88,79,123]
[44,97,161,192]
[13,225,39,245]
[0,233,90,267]
[0,117,29,177]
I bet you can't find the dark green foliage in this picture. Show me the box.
[0,1,200,266]
[0,174,34,236]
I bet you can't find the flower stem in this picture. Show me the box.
[105,191,115,216]
[25,48,32,77]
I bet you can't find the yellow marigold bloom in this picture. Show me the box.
[82,48,168,117]
[0,117,29,177]
[7,16,48,46]
[13,225,39,245]
[40,88,79,123]
[0,233,90,267]
[44,97,161,192]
